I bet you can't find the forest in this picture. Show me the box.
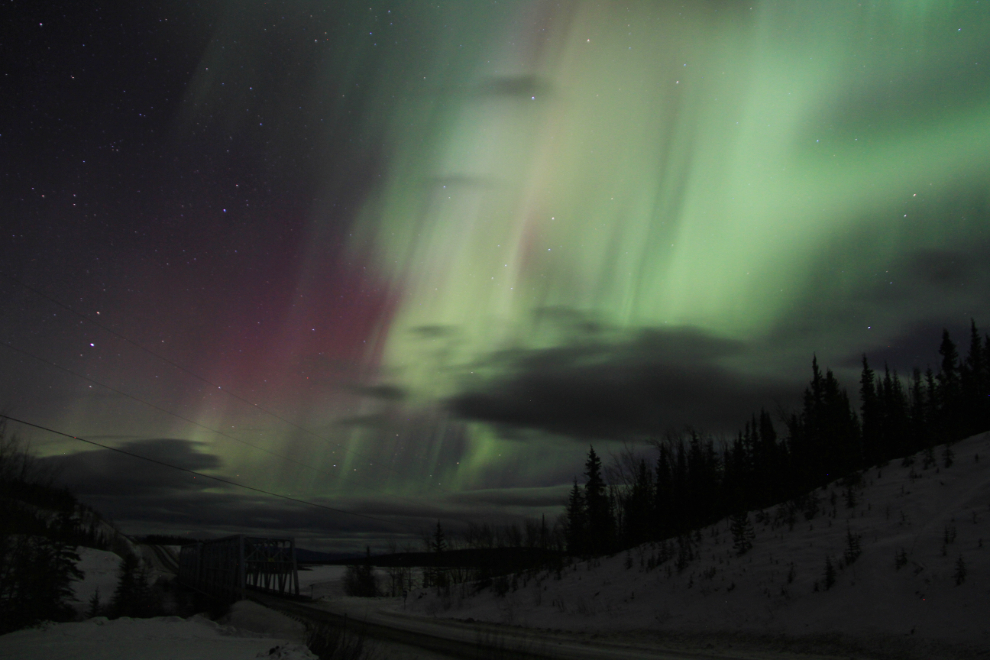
[563,322,990,556]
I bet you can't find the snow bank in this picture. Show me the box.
[220,600,307,643]
[0,614,316,660]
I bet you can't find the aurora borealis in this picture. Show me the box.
[3,1,990,551]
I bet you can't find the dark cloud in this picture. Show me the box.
[36,438,491,548]
[899,243,990,295]
[753,189,990,391]
[906,249,974,288]
[352,383,407,401]
[448,326,794,438]
[36,439,356,531]
[837,318,982,377]
[46,438,221,499]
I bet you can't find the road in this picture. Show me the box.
[144,544,179,573]
[248,591,827,660]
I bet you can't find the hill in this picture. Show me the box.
[396,432,990,659]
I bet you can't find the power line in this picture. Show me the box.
[0,339,341,482]
[0,271,429,486]
[0,413,421,531]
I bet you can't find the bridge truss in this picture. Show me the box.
[178,535,299,602]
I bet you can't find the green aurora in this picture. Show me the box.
[6,1,990,549]
[314,2,990,495]
[136,0,990,506]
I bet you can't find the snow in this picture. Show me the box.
[6,435,987,658]
[221,600,307,643]
[70,547,125,612]
[0,614,316,660]
[0,550,323,659]
[1,553,321,659]
[376,433,990,657]
[296,563,348,600]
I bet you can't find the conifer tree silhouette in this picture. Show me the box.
[583,446,614,555]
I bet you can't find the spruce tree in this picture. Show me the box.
[859,356,880,465]
[687,431,717,525]
[937,330,961,441]
[622,459,653,548]
[653,444,673,540]
[984,331,990,427]
[925,367,938,434]
[758,410,781,503]
[671,439,688,533]
[908,368,927,453]
[823,555,836,590]
[961,320,989,435]
[344,547,378,597]
[47,511,84,616]
[880,367,909,461]
[790,357,861,490]
[583,446,614,555]
[87,588,102,618]
[564,478,586,554]
[723,434,747,516]
[730,512,754,556]
[432,520,447,554]
[111,553,144,618]
[953,555,967,585]
[432,521,447,593]
[843,525,862,565]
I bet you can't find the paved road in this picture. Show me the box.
[145,544,179,573]
[249,592,810,660]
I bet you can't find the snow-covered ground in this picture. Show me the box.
[5,435,987,659]
[372,432,990,658]
[67,545,177,613]
[296,564,349,600]
[70,547,127,613]
[0,611,315,660]
[3,544,317,659]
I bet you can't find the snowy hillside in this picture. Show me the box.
[69,547,126,613]
[392,433,990,657]
[3,436,986,659]
[67,544,178,615]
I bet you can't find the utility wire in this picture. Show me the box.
[0,413,421,531]
[0,271,434,486]
[0,340,341,481]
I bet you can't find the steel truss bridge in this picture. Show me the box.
[178,535,299,602]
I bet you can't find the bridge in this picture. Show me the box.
[178,535,299,602]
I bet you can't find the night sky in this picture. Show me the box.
[3,1,990,553]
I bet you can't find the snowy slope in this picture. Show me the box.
[70,547,124,613]
[67,544,176,613]
[390,432,990,657]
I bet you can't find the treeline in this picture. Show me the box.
[346,518,568,598]
[565,322,990,556]
[132,534,199,546]
[418,519,565,595]
[0,425,94,633]
[0,423,194,632]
